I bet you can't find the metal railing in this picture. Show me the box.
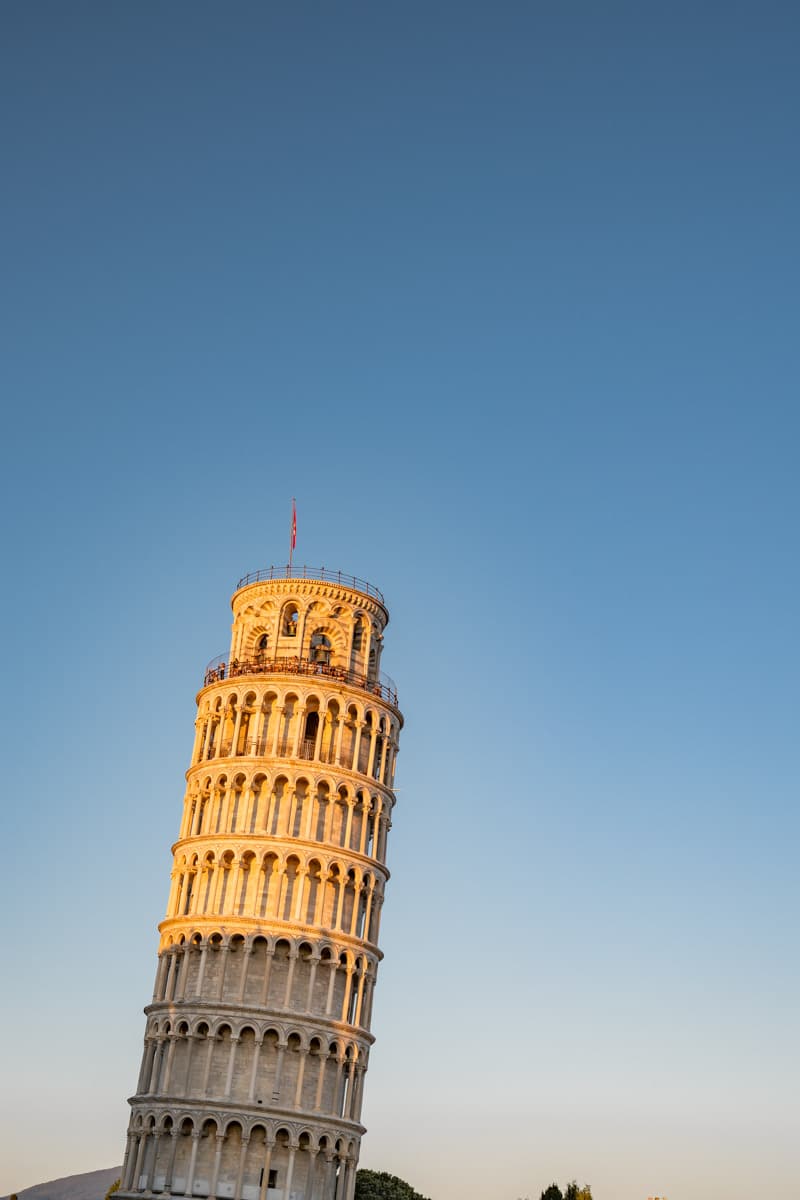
[202,653,399,708]
[235,565,385,605]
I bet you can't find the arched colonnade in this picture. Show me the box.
[137,1014,367,1125]
[179,771,392,865]
[166,848,385,944]
[151,934,378,1032]
[192,687,398,790]
[122,1111,358,1200]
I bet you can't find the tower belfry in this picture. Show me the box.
[119,566,403,1200]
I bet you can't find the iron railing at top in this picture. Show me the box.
[202,653,399,708]
[235,565,385,605]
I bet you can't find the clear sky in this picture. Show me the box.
[1,4,798,1199]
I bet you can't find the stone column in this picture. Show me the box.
[350,721,364,774]
[357,800,370,856]
[333,1155,347,1200]
[313,1051,328,1111]
[153,953,169,1003]
[283,946,298,1007]
[131,1133,148,1193]
[176,946,191,999]
[352,1064,367,1122]
[271,1042,286,1100]
[302,790,316,840]
[313,874,326,926]
[160,1034,178,1094]
[344,1157,357,1200]
[333,715,346,766]
[247,1036,263,1102]
[340,967,354,1023]
[363,976,376,1029]
[182,1034,196,1094]
[148,1037,165,1093]
[353,964,367,1028]
[209,785,223,832]
[137,1039,155,1093]
[323,1153,336,1200]
[291,705,307,759]
[306,1149,320,1200]
[292,866,308,923]
[249,706,264,757]
[251,780,266,830]
[224,1034,240,1096]
[166,949,181,1002]
[201,1032,216,1095]
[217,943,230,1000]
[259,944,275,1006]
[164,1129,180,1196]
[188,792,201,837]
[237,945,252,1002]
[344,1065,359,1120]
[270,707,284,757]
[234,1135,250,1200]
[322,798,335,843]
[331,875,344,932]
[219,781,232,832]
[365,728,378,779]
[121,1134,136,1189]
[231,705,244,758]
[184,1132,201,1198]
[201,717,213,761]
[324,958,338,1016]
[227,859,243,915]
[348,884,361,938]
[332,1056,344,1116]
[145,1131,161,1192]
[282,1146,297,1200]
[190,869,206,916]
[313,714,325,760]
[257,1140,274,1200]
[305,956,319,1011]
[194,942,209,995]
[377,816,389,862]
[343,802,355,852]
[166,873,182,922]
[293,1046,307,1106]
[242,783,256,831]
[209,861,225,913]
[378,736,389,785]
[208,1132,225,1200]
[362,884,375,945]
[369,893,384,943]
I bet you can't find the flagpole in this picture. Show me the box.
[289,497,296,574]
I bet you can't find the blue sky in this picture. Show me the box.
[1,5,798,1199]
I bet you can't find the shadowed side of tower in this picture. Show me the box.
[118,568,403,1200]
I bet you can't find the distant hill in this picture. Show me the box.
[2,1167,122,1200]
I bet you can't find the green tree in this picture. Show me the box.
[355,1169,430,1200]
[564,1183,592,1200]
[540,1186,563,1200]
[104,1179,121,1200]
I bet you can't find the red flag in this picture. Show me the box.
[291,499,297,550]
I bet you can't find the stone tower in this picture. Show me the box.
[119,567,402,1200]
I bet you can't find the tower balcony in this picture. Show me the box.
[235,564,385,605]
[202,653,399,708]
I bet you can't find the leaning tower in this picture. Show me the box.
[119,567,402,1200]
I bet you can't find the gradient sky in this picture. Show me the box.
[1,5,798,1199]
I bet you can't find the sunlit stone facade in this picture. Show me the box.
[119,568,402,1200]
